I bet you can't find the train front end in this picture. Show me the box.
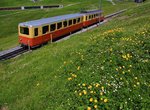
[18,24,34,47]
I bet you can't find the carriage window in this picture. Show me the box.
[73,19,76,24]
[20,27,29,35]
[57,22,62,29]
[34,28,38,36]
[86,16,88,20]
[63,21,67,27]
[69,20,72,26]
[77,18,80,23]
[42,25,49,34]
[50,24,56,32]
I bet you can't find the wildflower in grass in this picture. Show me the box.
[100,92,103,96]
[116,68,118,71]
[90,91,94,94]
[120,78,123,80]
[83,90,87,95]
[68,77,72,81]
[94,105,98,109]
[64,61,67,65]
[137,82,140,85]
[135,77,138,80]
[89,98,93,102]
[128,70,131,72]
[101,86,104,91]
[109,48,113,52]
[122,71,125,74]
[95,83,100,88]
[94,99,98,103]
[104,98,108,103]
[77,66,80,70]
[129,65,132,67]
[134,85,136,87]
[87,107,91,110]
[100,98,103,101]
[72,74,77,78]
[79,92,82,96]
[82,83,86,87]
[36,83,40,86]
[88,85,92,89]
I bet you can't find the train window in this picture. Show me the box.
[69,20,72,26]
[89,15,91,20]
[73,19,76,24]
[77,18,80,23]
[63,21,67,27]
[57,22,62,29]
[20,27,29,35]
[86,16,88,20]
[34,28,38,36]
[42,25,49,34]
[50,24,56,32]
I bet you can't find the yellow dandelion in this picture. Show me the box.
[104,98,108,103]
[137,82,140,85]
[128,70,131,72]
[90,91,94,94]
[64,61,67,65]
[122,71,125,74]
[79,92,82,96]
[68,77,72,81]
[95,83,100,88]
[83,90,87,95]
[109,48,113,52]
[94,105,98,109]
[101,86,104,91]
[116,68,118,71]
[77,66,80,70]
[89,98,93,102]
[100,98,103,101]
[94,99,98,103]
[82,83,86,87]
[129,65,132,67]
[100,92,103,96]
[36,83,40,86]
[88,85,92,89]
[135,77,138,80]
[120,77,123,80]
[72,74,77,78]
[87,107,91,110]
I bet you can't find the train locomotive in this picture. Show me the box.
[18,10,104,47]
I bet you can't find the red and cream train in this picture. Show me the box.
[18,10,104,47]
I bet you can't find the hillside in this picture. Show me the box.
[0,1,150,110]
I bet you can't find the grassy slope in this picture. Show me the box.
[0,0,135,51]
[0,1,150,110]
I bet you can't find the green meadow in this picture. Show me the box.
[0,0,150,110]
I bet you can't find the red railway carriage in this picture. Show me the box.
[82,10,104,27]
[18,10,104,47]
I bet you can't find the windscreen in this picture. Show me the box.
[20,27,29,35]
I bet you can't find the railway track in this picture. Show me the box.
[0,46,28,61]
[0,9,127,61]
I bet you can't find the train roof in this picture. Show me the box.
[19,13,83,27]
[19,10,103,27]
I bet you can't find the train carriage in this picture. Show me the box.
[18,10,104,47]
[82,10,104,27]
